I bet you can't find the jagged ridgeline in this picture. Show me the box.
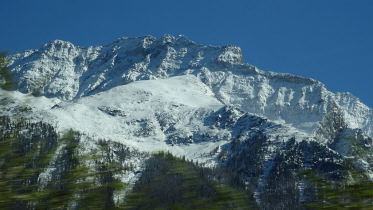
[0,116,258,209]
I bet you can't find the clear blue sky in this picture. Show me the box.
[1,0,372,106]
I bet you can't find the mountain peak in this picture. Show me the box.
[217,45,243,64]
[43,39,76,50]
[160,34,196,45]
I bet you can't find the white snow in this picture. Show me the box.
[7,35,372,137]
[0,75,226,164]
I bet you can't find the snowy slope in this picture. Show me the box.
[0,73,316,167]
[0,75,224,163]
[7,35,372,137]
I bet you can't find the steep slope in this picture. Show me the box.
[7,36,243,100]
[0,73,312,164]
[7,35,373,137]
[0,75,225,164]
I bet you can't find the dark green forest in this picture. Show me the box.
[0,117,126,209]
[300,169,373,209]
[125,152,257,209]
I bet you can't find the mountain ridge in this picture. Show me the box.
[6,35,372,137]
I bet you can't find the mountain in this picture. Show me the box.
[1,35,372,209]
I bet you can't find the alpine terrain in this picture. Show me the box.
[0,35,372,209]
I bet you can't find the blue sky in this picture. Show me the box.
[1,0,372,106]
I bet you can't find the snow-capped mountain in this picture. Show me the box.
[7,35,372,137]
[1,35,372,208]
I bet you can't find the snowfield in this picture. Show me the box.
[1,75,227,164]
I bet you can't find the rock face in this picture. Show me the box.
[7,35,373,136]
[8,36,243,100]
[1,35,373,208]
